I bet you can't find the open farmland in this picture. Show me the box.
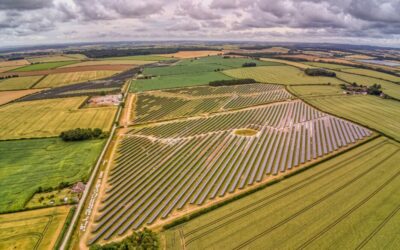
[306,95,400,141]
[223,65,345,85]
[261,58,314,69]
[0,76,43,91]
[132,71,233,92]
[104,55,170,61]
[131,56,281,92]
[303,62,354,70]
[334,71,400,99]
[0,206,70,249]
[35,71,120,88]
[0,138,103,212]
[61,60,153,68]
[340,68,400,83]
[133,84,292,123]
[12,61,79,72]
[0,89,43,105]
[0,59,30,68]
[88,99,371,243]
[27,54,84,63]
[160,50,223,58]
[288,84,345,97]
[0,97,117,140]
[162,137,400,250]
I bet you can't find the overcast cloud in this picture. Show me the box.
[0,0,399,47]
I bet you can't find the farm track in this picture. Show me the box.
[230,151,398,250]
[183,139,386,243]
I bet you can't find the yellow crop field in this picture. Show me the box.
[223,66,345,85]
[0,97,117,140]
[35,70,120,88]
[0,89,43,105]
[0,76,43,91]
[0,206,70,250]
[27,55,80,63]
[0,59,30,68]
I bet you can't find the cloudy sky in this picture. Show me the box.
[1,0,399,47]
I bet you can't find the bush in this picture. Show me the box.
[209,78,257,86]
[90,228,158,250]
[242,62,257,67]
[60,128,108,141]
[305,68,336,77]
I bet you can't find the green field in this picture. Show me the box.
[0,138,103,212]
[35,70,119,88]
[12,61,79,72]
[131,71,233,92]
[0,76,43,91]
[0,97,117,140]
[224,65,345,85]
[104,55,171,61]
[334,71,400,99]
[0,206,70,249]
[288,84,345,97]
[340,68,400,83]
[162,137,400,249]
[306,95,400,141]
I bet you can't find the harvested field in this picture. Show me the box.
[0,97,117,140]
[304,62,354,70]
[160,50,223,58]
[340,68,400,83]
[162,137,400,250]
[1,64,134,77]
[0,138,103,212]
[133,84,293,123]
[0,66,23,73]
[89,99,371,243]
[306,95,400,141]
[334,71,400,99]
[61,60,152,68]
[35,71,120,88]
[0,76,43,91]
[13,61,79,72]
[223,66,345,85]
[0,59,30,68]
[0,206,71,250]
[0,89,44,105]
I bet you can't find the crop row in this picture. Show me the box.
[91,107,371,242]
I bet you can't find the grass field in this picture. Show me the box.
[288,84,345,97]
[162,137,400,250]
[35,71,120,88]
[0,96,117,140]
[0,89,43,105]
[104,55,170,61]
[13,61,79,72]
[0,138,103,212]
[334,71,400,99]
[306,95,400,141]
[132,71,233,92]
[340,68,400,83]
[224,65,345,85]
[0,76,43,91]
[0,206,70,249]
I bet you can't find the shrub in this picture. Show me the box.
[305,68,336,77]
[60,128,108,141]
[209,78,257,86]
[242,62,257,67]
[90,228,158,250]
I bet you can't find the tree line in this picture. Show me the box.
[209,78,257,86]
[60,128,108,141]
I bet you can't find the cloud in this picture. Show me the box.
[0,0,52,10]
